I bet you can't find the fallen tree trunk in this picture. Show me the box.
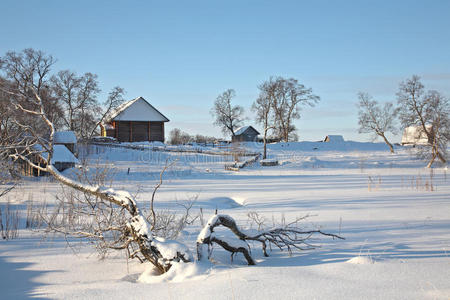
[197,214,344,265]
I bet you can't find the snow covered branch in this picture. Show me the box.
[197,214,344,265]
[43,165,192,274]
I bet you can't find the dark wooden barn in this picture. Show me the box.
[21,144,79,176]
[100,97,169,143]
[232,126,260,142]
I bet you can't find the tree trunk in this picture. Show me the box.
[436,147,447,164]
[263,128,268,159]
[427,153,436,168]
[284,127,289,143]
[380,134,395,153]
[437,151,447,164]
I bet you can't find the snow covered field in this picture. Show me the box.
[1,142,449,299]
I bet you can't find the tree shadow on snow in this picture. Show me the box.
[251,219,450,268]
[0,255,52,299]
[252,244,450,269]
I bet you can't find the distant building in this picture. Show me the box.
[100,97,169,143]
[232,126,260,142]
[53,131,77,154]
[21,144,79,176]
[323,135,345,143]
[401,125,433,146]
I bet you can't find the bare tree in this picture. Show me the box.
[0,49,191,274]
[357,92,398,153]
[397,75,449,167]
[211,89,245,138]
[1,49,62,134]
[265,77,319,142]
[193,134,216,144]
[77,73,101,139]
[0,81,21,176]
[51,71,101,138]
[252,82,275,159]
[168,128,191,145]
[50,70,80,131]
[90,86,126,138]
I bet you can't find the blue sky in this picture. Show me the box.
[2,0,449,142]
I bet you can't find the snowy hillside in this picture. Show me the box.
[0,142,449,299]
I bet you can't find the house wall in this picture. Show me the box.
[132,121,149,141]
[20,156,48,177]
[232,132,258,142]
[53,162,75,172]
[21,160,74,177]
[117,121,130,142]
[106,129,116,138]
[112,121,164,142]
[150,122,164,142]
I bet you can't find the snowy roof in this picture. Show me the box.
[53,131,77,144]
[34,144,79,164]
[324,135,345,142]
[401,125,432,145]
[234,126,260,136]
[104,97,169,123]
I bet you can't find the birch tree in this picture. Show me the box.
[252,82,275,159]
[269,77,319,142]
[357,92,398,153]
[397,75,449,167]
[211,89,245,138]
[90,86,126,138]
[51,70,101,138]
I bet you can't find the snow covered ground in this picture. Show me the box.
[1,141,449,299]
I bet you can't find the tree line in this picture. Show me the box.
[168,128,217,145]
[210,75,449,167]
[211,77,320,159]
[357,75,449,167]
[0,48,126,142]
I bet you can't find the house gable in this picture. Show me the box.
[324,135,344,142]
[108,97,169,122]
[235,126,260,136]
[101,97,168,143]
[232,126,260,142]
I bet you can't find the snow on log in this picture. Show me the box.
[128,215,152,239]
[152,237,193,264]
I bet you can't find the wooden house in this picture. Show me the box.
[100,97,169,143]
[21,144,79,176]
[53,131,77,154]
[323,135,345,143]
[401,125,433,146]
[232,126,260,142]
